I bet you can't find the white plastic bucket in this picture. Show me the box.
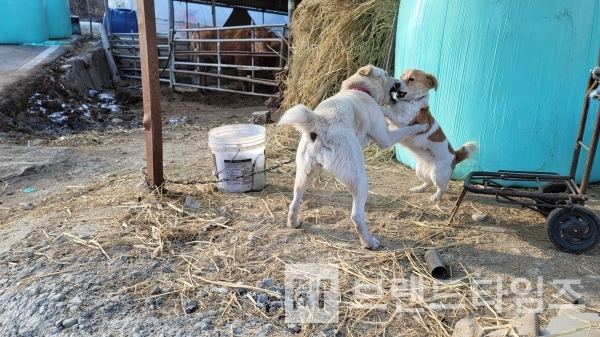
[208,124,267,193]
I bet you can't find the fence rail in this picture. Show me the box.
[107,24,289,98]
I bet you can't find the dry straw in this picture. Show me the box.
[281,0,400,111]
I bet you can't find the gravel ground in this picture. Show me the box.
[0,248,323,337]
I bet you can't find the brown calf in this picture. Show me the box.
[191,27,270,91]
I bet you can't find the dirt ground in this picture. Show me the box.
[0,53,599,337]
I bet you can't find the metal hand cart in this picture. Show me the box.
[449,63,600,254]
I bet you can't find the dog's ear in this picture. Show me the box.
[358,65,372,76]
[426,73,438,91]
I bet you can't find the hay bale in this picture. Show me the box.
[281,0,399,111]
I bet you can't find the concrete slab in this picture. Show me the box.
[0,44,68,92]
[540,312,600,336]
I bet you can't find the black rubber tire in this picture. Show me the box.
[546,205,600,254]
[535,183,570,217]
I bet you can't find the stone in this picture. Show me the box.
[540,312,600,336]
[151,285,162,295]
[512,312,540,337]
[51,293,66,302]
[452,318,484,337]
[557,304,584,316]
[287,324,301,333]
[184,300,198,314]
[472,213,487,221]
[62,318,79,328]
[260,278,275,288]
[62,48,112,96]
[251,110,271,125]
[183,196,201,211]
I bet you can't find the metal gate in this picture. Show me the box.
[108,24,289,98]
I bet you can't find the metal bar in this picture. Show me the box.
[174,60,281,71]
[168,0,175,89]
[87,0,94,37]
[493,194,551,215]
[211,0,216,26]
[173,82,275,98]
[463,172,588,201]
[579,103,600,195]
[114,55,170,60]
[171,69,278,86]
[112,44,170,49]
[250,27,255,92]
[570,51,600,179]
[100,21,122,82]
[578,140,590,151]
[177,38,280,43]
[448,187,468,224]
[103,0,111,35]
[176,24,287,32]
[121,75,171,83]
[136,0,164,188]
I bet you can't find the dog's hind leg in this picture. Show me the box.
[409,162,433,193]
[429,167,452,201]
[288,155,321,228]
[348,178,380,250]
[328,143,380,250]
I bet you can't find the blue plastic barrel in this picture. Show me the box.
[0,0,48,44]
[394,0,600,184]
[46,0,73,39]
[103,8,139,34]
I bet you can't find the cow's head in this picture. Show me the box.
[248,27,270,53]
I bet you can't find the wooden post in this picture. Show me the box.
[136,0,164,188]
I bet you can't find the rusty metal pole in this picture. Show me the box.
[136,0,164,188]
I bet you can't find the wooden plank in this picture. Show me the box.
[136,0,164,188]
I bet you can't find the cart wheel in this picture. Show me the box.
[546,205,600,254]
[535,183,570,216]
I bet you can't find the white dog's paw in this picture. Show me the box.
[409,185,428,193]
[287,218,301,228]
[361,236,380,250]
[429,192,443,202]
[413,123,429,133]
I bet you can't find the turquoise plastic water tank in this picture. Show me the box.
[46,0,72,39]
[0,0,48,44]
[394,0,600,184]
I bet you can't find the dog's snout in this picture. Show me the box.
[394,81,402,90]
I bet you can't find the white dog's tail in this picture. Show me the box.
[278,104,318,134]
[454,141,478,164]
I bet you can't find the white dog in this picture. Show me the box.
[278,65,429,249]
[385,68,477,201]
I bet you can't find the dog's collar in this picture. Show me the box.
[349,87,372,97]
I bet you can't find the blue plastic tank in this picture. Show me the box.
[103,8,139,34]
[46,0,73,39]
[0,0,49,44]
[394,0,600,184]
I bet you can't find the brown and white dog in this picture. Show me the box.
[384,69,477,201]
[279,65,429,249]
